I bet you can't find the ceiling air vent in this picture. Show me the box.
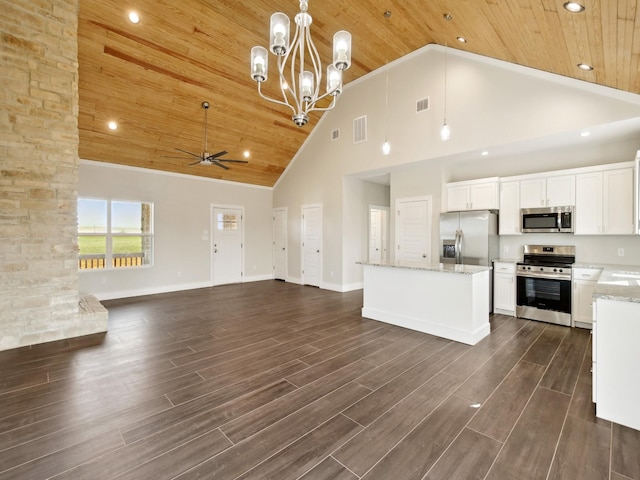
[416,97,430,113]
[331,128,340,141]
[353,115,367,144]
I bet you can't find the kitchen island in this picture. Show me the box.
[358,262,491,345]
[592,266,640,431]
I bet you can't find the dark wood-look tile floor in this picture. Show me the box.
[1,280,639,479]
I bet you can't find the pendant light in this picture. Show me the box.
[440,43,451,141]
[382,74,391,155]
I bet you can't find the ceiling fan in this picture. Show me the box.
[162,101,248,170]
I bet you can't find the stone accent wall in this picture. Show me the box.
[0,0,105,350]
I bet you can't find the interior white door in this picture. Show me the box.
[302,205,322,287]
[212,207,243,286]
[396,197,432,267]
[273,208,287,280]
[369,208,382,263]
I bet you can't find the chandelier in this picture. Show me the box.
[250,0,352,127]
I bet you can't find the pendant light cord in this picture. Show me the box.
[443,43,448,123]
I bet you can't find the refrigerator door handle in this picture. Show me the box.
[455,230,462,264]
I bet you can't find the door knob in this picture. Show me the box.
[316,250,320,253]
[282,247,285,250]
[422,254,427,258]
[214,249,218,253]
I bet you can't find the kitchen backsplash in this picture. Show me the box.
[498,233,640,265]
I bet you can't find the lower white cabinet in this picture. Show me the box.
[493,261,516,316]
[593,298,640,431]
[571,267,602,328]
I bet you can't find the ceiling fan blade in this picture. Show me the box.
[160,155,194,159]
[205,150,228,161]
[188,160,203,166]
[175,148,202,159]
[218,159,249,164]
[212,160,230,170]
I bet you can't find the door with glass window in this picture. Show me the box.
[212,207,243,286]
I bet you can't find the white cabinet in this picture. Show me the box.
[498,180,520,235]
[493,261,516,316]
[520,174,575,208]
[572,267,601,328]
[593,298,640,430]
[575,167,634,235]
[446,178,499,212]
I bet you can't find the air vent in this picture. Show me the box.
[331,128,340,141]
[416,97,430,112]
[353,115,367,144]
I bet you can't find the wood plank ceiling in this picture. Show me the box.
[78,0,640,187]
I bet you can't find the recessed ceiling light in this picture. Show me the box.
[481,151,489,156]
[383,10,391,19]
[580,131,591,137]
[128,11,140,24]
[577,63,593,71]
[108,121,118,130]
[443,13,452,21]
[456,37,467,43]
[563,2,585,13]
[243,150,250,158]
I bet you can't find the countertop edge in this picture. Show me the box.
[357,261,492,275]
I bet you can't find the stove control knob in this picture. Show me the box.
[558,268,563,273]
[553,268,558,272]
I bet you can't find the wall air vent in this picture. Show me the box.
[353,115,367,144]
[331,128,340,141]
[416,97,430,112]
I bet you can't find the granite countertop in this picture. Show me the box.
[357,261,492,275]
[592,265,640,303]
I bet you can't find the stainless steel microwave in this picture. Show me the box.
[521,206,574,233]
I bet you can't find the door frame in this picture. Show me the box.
[301,203,323,287]
[210,203,245,286]
[273,207,288,281]
[394,195,432,266]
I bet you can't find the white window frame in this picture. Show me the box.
[78,197,154,270]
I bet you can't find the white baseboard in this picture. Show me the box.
[91,280,213,301]
[287,276,303,285]
[244,274,274,283]
[321,281,363,293]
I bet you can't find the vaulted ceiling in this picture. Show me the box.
[78,0,640,187]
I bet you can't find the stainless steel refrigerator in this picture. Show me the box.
[440,210,499,310]
[440,210,498,266]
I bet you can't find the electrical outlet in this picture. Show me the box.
[503,246,509,254]
[618,248,625,257]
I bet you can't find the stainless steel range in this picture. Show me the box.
[516,245,575,326]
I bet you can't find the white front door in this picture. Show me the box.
[302,205,322,287]
[212,206,243,286]
[396,196,432,267]
[273,208,287,280]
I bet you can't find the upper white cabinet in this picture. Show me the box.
[499,180,520,235]
[520,174,575,208]
[446,178,499,212]
[575,167,634,235]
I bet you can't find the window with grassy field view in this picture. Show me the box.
[78,198,153,270]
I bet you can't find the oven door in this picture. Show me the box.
[516,273,572,325]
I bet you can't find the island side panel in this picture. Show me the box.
[361,265,490,345]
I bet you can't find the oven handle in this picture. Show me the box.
[516,272,571,281]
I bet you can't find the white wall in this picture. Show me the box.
[274,45,640,289]
[78,161,273,300]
